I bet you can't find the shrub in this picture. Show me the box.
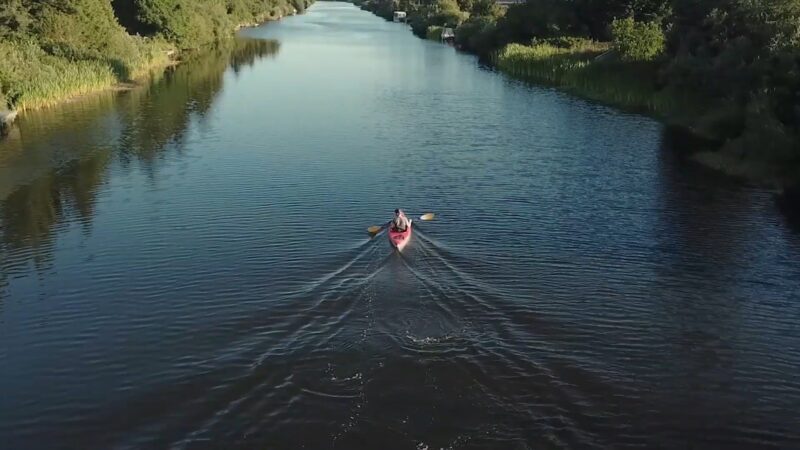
[495,41,702,121]
[610,17,665,61]
[426,26,443,41]
[494,0,585,46]
[470,0,503,19]
[134,0,233,49]
[432,0,469,27]
[408,13,428,38]
[0,39,117,111]
[362,0,396,21]
[455,16,497,55]
[406,0,469,38]
[0,0,300,111]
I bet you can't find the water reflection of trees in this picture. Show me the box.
[0,38,280,294]
[119,38,280,166]
[1,153,111,267]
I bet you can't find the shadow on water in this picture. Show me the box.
[0,38,280,297]
[661,124,800,233]
[776,185,800,232]
[645,128,800,444]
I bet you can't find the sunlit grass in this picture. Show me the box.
[0,39,172,112]
[495,42,704,123]
[426,26,444,41]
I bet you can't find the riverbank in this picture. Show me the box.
[0,0,312,119]
[356,0,800,192]
[0,109,17,136]
[4,5,800,447]
[494,42,703,125]
[495,41,799,189]
[0,38,175,114]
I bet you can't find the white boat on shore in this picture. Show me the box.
[0,109,17,135]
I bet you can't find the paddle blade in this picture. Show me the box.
[419,213,435,221]
[367,226,382,235]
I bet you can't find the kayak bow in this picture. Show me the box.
[388,219,412,251]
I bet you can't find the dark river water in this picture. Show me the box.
[2,3,800,449]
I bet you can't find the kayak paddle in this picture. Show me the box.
[367,213,434,235]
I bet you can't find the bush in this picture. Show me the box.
[134,0,233,49]
[122,0,306,49]
[495,41,702,121]
[536,35,595,50]
[455,16,497,55]
[610,17,665,61]
[408,0,468,38]
[494,0,586,46]
[407,10,430,37]
[0,39,116,110]
[34,0,171,79]
[432,0,469,27]
[0,0,307,111]
[426,26,443,41]
[361,0,396,21]
[470,0,503,19]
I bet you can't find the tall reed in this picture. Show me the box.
[0,39,171,111]
[495,42,704,124]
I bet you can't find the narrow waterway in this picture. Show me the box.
[1,3,799,448]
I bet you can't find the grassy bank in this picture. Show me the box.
[0,38,172,112]
[495,40,799,184]
[0,0,312,114]
[494,41,708,133]
[426,26,444,41]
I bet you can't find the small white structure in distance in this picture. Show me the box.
[441,27,455,41]
[393,11,407,22]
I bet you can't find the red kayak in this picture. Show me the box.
[388,219,412,251]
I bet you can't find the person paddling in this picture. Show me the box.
[390,208,410,232]
[367,211,434,236]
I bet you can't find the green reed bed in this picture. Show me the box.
[495,42,703,124]
[426,26,444,41]
[0,39,171,112]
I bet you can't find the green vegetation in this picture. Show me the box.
[356,0,800,183]
[120,0,309,49]
[408,0,470,38]
[609,17,663,61]
[0,37,171,111]
[453,15,498,55]
[426,26,444,41]
[1,37,279,267]
[0,0,311,112]
[496,40,700,124]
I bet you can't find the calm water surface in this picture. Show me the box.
[2,3,799,449]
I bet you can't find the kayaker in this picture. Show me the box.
[390,209,410,232]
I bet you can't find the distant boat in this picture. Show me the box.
[0,109,17,135]
[0,110,16,123]
[441,27,455,42]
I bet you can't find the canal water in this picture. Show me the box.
[1,2,799,448]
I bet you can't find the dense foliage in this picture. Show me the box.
[610,17,664,61]
[117,0,310,48]
[0,0,311,111]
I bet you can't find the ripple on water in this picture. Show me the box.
[2,2,800,449]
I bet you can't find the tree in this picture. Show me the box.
[611,17,665,60]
